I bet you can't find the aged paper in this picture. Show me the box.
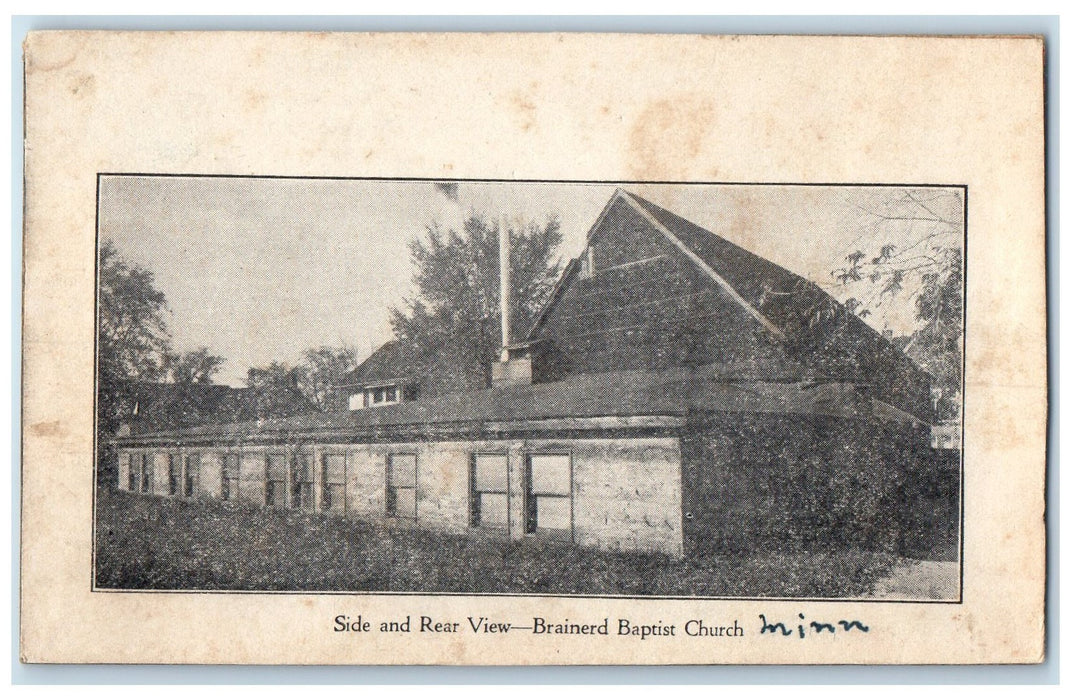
[21,32,1045,664]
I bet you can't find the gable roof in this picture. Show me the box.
[618,190,788,340]
[123,381,250,419]
[522,188,933,420]
[340,341,412,388]
[116,381,315,436]
[528,188,836,343]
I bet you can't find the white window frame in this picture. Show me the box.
[365,383,401,407]
[321,452,347,512]
[183,453,199,498]
[167,453,180,496]
[470,452,509,531]
[525,452,574,540]
[265,452,288,509]
[221,452,240,502]
[291,452,315,509]
[140,453,153,494]
[386,453,417,519]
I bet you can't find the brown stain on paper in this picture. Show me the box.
[28,420,63,438]
[628,96,716,180]
[67,72,96,99]
[511,82,540,132]
[244,89,269,112]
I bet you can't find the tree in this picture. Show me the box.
[830,189,965,421]
[97,240,172,435]
[298,345,361,411]
[389,213,563,388]
[163,347,225,385]
[244,361,311,419]
[906,248,963,420]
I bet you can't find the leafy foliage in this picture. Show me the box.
[830,189,965,421]
[97,240,172,435]
[907,249,964,419]
[95,487,899,597]
[243,361,311,419]
[163,347,225,385]
[389,213,563,389]
[297,346,361,411]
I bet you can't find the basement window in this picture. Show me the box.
[222,453,240,501]
[183,454,199,498]
[321,453,346,512]
[266,453,288,508]
[470,453,508,529]
[291,452,314,510]
[167,453,179,495]
[386,453,417,519]
[525,454,573,539]
[126,454,137,491]
[140,453,153,493]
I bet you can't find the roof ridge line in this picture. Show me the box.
[617,190,787,342]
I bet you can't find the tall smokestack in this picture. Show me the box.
[490,212,532,389]
[499,214,510,362]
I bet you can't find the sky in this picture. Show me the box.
[99,177,964,386]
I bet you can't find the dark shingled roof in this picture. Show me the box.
[118,382,256,435]
[116,381,317,436]
[115,364,915,445]
[625,191,833,338]
[529,189,837,347]
[524,189,934,421]
[341,340,411,387]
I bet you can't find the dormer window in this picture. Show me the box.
[350,382,412,410]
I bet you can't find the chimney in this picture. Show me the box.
[491,213,532,387]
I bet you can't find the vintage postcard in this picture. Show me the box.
[21,32,1046,665]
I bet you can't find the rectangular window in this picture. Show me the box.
[266,453,287,508]
[470,453,508,528]
[183,454,199,497]
[222,453,240,501]
[525,454,572,538]
[367,385,400,406]
[167,454,179,495]
[291,452,314,509]
[348,393,363,411]
[127,454,138,491]
[321,453,346,512]
[386,453,417,519]
[141,453,153,493]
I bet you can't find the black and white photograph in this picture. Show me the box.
[94,177,964,601]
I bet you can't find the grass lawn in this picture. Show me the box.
[94,487,897,597]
